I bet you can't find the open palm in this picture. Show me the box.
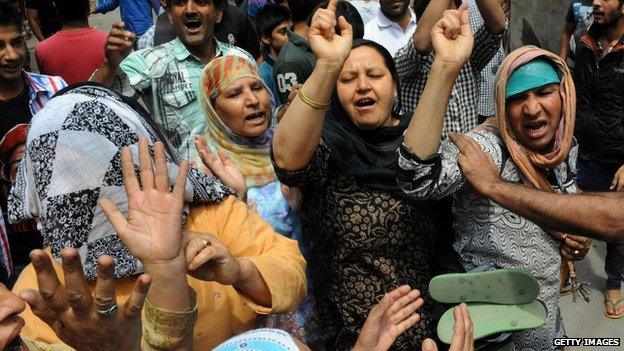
[101,138,187,264]
[354,286,423,351]
[195,135,246,198]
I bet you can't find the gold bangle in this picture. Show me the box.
[298,89,330,110]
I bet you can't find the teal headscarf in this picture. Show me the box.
[505,58,561,99]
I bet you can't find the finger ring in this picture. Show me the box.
[201,238,211,248]
[574,250,580,255]
[97,304,118,316]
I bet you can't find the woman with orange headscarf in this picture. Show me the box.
[196,55,318,346]
[396,6,590,350]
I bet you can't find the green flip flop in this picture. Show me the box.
[603,292,624,319]
[437,301,547,344]
[429,268,539,304]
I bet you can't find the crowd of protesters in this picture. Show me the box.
[0,0,624,350]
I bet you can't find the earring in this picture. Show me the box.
[392,95,402,116]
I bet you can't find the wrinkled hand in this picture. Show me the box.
[421,303,474,351]
[184,232,242,285]
[353,286,423,351]
[449,133,500,197]
[431,4,473,70]
[19,249,150,351]
[309,0,353,65]
[105,21,135,68]
[100,138,187,266]
[0,283,26,350]
[610,165,624,191]
[560,234,591,261]
[195,135,247,199]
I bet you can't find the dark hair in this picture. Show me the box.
[308,0,364,39]
[165,0,228,11]
[287,0,322,23]
[0,3,22,32]
[53,0,90,23]
[214,0,228,11]
[351,39,402,115]
[255,3,291,38]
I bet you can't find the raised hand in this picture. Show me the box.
[184,232,242,285]
[184,231,271,306]
[19,249,150,351]
[449,133,500,197]
[100,138,187,265]
[195,135,247,199]
[421,303,474,351]
[353,286,423,351]
[431,4,473,69]
[308,0,353,65]
[105,21,135,69]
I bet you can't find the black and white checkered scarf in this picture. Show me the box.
[8,84,234,280]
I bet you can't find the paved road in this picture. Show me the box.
[25,8,624,350]
[560,241,624,350]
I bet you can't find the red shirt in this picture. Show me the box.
[35,28,108,84]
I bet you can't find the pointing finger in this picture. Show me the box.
[327,0,339,13]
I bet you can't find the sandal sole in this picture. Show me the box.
[437,301,547,344]
[429,268,539,304]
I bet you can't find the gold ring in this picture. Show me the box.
[201,238,211,248]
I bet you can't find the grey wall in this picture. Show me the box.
[509,0,572,53]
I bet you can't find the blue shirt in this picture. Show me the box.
[258,57,281,106]
[95,0,161,36]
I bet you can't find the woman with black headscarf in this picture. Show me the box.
[271,2,436,349]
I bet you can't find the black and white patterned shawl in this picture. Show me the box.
[8,84,235,280]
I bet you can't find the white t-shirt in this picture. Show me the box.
[349,0,381,26]
[364,8,417,57]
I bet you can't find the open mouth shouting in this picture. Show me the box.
[244,111,267,124]
[183,16,203,34]
[354,97,377,113]
[523,119,549,138]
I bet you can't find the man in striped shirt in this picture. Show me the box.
[91,0,252,163]
[0,4,66,139]
[0,3,65,284]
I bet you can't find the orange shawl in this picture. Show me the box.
[494,46,576,192]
